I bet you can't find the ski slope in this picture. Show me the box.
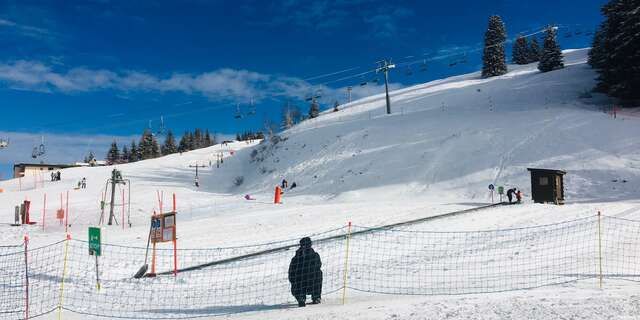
[1,48,640,319]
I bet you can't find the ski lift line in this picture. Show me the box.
[394,25,552,70]
[303,66,361,82]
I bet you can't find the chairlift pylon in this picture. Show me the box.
[248,98,256,115]
[405,66,413,76]
[156,116,166,136]
[420,60,427,72]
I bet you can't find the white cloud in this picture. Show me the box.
[0,60,332,102]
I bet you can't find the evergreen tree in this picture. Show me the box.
[84,151,95,163]
[106,141,120,164]
[282,105,294,129]
[590,0,640,104]
[129,140,139,162]
[161,130,178,155]
[194,128,203,149]
[211,132,217,145]
[204,129,212,147]
[178,131,189,152]
[538,26,564,72]
[528,37,541,63]
[121,145,130,163]
[512,35,529,65]
[481,15,508,78]
[186,132,195,150]
[139,128,160,160]
[588,25,608,70]
[308,99,320,118]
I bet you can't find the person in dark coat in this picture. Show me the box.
[288,237,322,307]
[507,188,516,204]
[281,179,288,189]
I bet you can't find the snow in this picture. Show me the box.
[1,48,640,319]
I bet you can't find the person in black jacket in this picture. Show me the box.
[507,188,516,204]
[288,237,322,307]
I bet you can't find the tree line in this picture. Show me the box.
[589,0,639,106]
[105,128,216,164]
[482,16,564,79]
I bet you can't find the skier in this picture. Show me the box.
[288,237,323,307]
[81,177,87,189]
[51,172,55,182]
[516,189,522,204]
[506,188,516,204]
[56,171,61,181]
[194,176,199,188]
[281,179,288,189]
[244,194,255,200]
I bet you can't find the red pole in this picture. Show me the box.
[65,191,69,233]
[161,191,164,214]
[24,235,29,320]
[173,238,177,277]
[60,193,63,225]
[42,193,46,231]
[172,193,176,212]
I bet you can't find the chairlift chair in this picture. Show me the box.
[574,30,582,36]
[420,60,427,72]
[405,66,413,76]
[564,32,572,38]
[0,138,8,149]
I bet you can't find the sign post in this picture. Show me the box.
[497,186,504,203]
[488,184,495,203]
[149,196,178,276]
[88,227,101,290]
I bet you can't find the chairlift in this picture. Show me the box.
[448,61,458,67]
[564,32,572,38]
[370,77,379,84]
[574,30,583,36]
[420,60,427,72]
[0,138,8,149]
[248,98,256,115]
[585,31,594,36]
[405,66,413,76]
[31,136,45,158]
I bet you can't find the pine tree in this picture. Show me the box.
[588,25,608,70]
[121,145,130,163]
[84,151,95,163]
[512,35,529,65]
[481,15,508,78]
[204,129,212,147]
[186,132,195,150]
[139,128,160,160]
[194,128,203,149]
[308,99,320,118]
[528,37,541,63]
[590,0,640,104]
[282,105,294,129]
[161,130,178,155]
[129,140,139,162]
[178,132,188,152]
[106,141,120,164]
[538,26,564,72]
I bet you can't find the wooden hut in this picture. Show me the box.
[527,168,566,204]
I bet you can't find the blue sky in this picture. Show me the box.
[0,0,605,179]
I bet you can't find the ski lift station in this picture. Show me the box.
[13,163,76,178]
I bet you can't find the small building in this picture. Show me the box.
[527,168,566,205]
[13,163,76,179]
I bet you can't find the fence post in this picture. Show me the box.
[342,221,352,305]
[24,235,29,320]
[58,233,71,320]
[597,211,603,289]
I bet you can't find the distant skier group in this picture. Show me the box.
[50,171,61,181]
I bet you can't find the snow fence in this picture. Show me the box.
[2,214,640,319]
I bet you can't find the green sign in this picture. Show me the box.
[497,186,504,195]
[89,227,101,256]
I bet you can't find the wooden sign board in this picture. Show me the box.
[151,212,176,244]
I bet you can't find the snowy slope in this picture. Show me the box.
[1,48,640,320]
